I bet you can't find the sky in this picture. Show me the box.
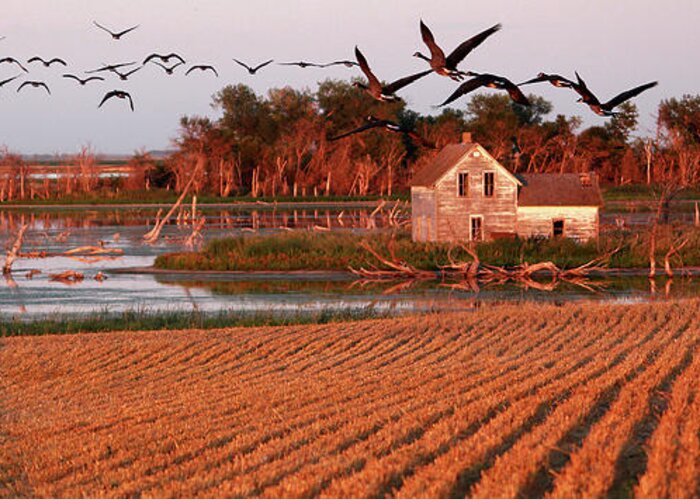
[1,0,698,154]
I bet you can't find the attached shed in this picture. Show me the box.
[410,135,602,242]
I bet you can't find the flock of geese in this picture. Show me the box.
[0,19,658,147]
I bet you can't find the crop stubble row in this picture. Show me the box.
[1,300,699,498]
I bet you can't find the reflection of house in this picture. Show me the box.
[410,134,603,242]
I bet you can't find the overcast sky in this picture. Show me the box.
[1,0,698,154]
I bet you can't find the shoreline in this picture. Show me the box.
[110,265,700,279]
[0,200,400,210]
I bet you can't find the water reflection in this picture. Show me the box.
[1,205,699,320]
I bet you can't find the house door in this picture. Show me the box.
[553,219,565,237]
[470,216,483,241]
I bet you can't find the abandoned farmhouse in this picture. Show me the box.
[410,135,603,242]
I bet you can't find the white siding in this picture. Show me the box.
[516,206,599,241]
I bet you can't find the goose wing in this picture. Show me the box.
[437,74,492,107]
[419,20,446,64]
[186,65,219,77]
[328,120,386,141]
[406,130,437,149]
[383,69,432,94]
[502,78,531,106]
[0,74,20,87]
[445,23,502,69]
[49,58,67,66]
[232,58,252,71]
[116,25,139,37]
[98,90,118,107]
[123,66,142,77]
[124,92,135,111]
[518,74,550,86]
[354,47,382,94]
[322,60,358,68]
[572,71,600,104]
[1,58,28,72]
[165,53,186,64]
[252,59,274,72]
[93,21,115,36]
[603,81,658,110]
[27,56,45,64]
[143,53,183,65]
[38,82,51,95]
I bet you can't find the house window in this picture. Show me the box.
[458,172,469,197]
[553,219,565,237]
[484,172,495,197]
[470,216,483,241]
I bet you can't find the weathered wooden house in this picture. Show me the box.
[411,134,603,242]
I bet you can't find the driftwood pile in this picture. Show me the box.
[350,240,620,293]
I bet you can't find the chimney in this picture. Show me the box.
[461,132,472,144]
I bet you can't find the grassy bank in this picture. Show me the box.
[0,307,390,337]
[154,228,700,272]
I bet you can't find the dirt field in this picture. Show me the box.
[2,300,700,498]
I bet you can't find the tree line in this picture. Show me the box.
[2,79,700,201]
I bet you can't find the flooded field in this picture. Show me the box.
[0,204,697,319]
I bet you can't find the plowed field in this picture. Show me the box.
[2,300,699,498]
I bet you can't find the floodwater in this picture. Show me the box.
[0,204,697,320]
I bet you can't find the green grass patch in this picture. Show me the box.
[154,227,700,272]
[0,307,393,337]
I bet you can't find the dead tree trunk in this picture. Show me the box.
[3,222,28,275]
[143,156,204,244]
[664,238,689,278]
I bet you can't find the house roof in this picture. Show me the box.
[517,173,603,207]
[410,142,522,188]
[410,143,475,188]
[410,141,602,207]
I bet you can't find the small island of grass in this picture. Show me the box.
[154,228,700,274]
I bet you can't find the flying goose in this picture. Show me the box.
[571,72,658,116]
[108,66,142,80]
[27,56,67,67]
[186,65,219,77]
[322,60,359,68]
[519,72,575,88]
[414,21,502,81]
[17,80,51,95]
[0,57,28,73]
[143,53,185,65]
[99,90,134,111]
[232,58,274,74]
[62,74,105,85]
[279,61,325,68]
[438,71,530,107]
[0,74,21,88]
[93,21,140,40]
[354,46,431,102]
[85,62,137,74]
[150,60,184,75]
[329,115,435,148]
